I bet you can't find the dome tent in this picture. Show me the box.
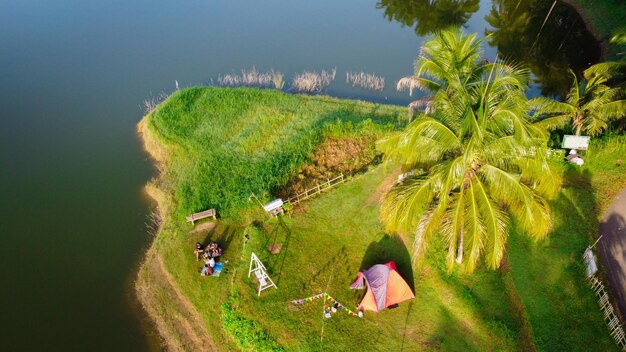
[350,261,415,312]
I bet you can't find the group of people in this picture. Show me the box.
[194,241,223,276]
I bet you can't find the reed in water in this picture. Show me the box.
[217,67,283,89]
[346,71,385,91]
[291,68,336,94]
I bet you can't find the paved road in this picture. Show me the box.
[599,189,626,318]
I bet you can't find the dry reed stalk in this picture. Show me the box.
[217,67,283,89]
[270,69,284,90]
[291,68,336,94]
[346,71,385,91]
[142,93,169,114]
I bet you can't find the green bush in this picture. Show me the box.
[221,303,285,352]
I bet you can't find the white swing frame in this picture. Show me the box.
[248,252,277,296]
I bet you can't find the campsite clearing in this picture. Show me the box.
[137,88,624,351]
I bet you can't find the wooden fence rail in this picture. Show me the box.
[284,174,345,206]
[587,267,626,349]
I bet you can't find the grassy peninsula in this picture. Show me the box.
[137,87,624,351]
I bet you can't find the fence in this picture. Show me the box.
[547,148,566,159]
[284,174,345,206]
[585,252,626,350]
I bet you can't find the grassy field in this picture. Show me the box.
[506,135,626,351]
[138,87,625,351]
[232,167,523,351]
[146,87,403,218]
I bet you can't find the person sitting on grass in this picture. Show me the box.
[206,241,222,259]
[194,242,204,261]
[201,256,215,276]
[211,246,222,259]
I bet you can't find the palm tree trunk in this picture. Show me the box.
[456,229,464,264]
[574,114,582,136]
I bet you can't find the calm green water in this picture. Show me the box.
[0,0,598,350]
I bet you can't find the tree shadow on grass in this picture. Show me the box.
[359,234,415,292]
[506,166,621,350]
[427,305,483,352]
[599,212,626,318]
[400,301,415,352]
[263,216,293,285]
[202,224,237,253]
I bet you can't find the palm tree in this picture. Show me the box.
[381,30,559,272]
[396,29,484,120]
[529,70,626,136]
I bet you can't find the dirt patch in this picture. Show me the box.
[136,115,217,352]
[136,250,216,352]
[277,136,379,198]
[190,222,216,234]
[368,167,402,205]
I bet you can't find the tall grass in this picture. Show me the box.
[291,68,336,94]
[146,87,404,217]
[346,71,385,91]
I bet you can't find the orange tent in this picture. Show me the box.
[350,261,414,312]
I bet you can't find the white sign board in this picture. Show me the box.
[562,135,590,150]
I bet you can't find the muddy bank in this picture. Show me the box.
[135,117,216,351]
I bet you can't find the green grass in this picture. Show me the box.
[142,87,626,351]
[147,87,403,218]
[506,135,626,351]
[231,168,522,351]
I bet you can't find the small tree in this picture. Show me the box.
[529,70,626,136]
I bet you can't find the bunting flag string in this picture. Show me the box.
[291,292,363,318]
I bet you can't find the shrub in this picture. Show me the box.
[221,303,285,352]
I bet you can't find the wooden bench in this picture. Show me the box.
[186,208,216,224]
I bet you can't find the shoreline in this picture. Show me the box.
[564,0,610,60]
[135,116,217,351]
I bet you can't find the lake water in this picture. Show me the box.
[0,0,599,350]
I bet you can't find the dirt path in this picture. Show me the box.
[598,188,626,319]
[136,250,216,351]
[367,167,402,205]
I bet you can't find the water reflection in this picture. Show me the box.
[485,0,601,96]
[376,0,480,36]
[377,0,601,97]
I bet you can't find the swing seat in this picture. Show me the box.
[255,270,268,286]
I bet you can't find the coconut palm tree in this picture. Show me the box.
[380,30,559,272]
[397,28,485,120]
[529,70,626,136]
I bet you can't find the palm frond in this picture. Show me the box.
[463,180,485,272]
[528,97,574,116]
[396,76,440,95]
[533,114,571,131]
[380,175,436,234]
[377,117,461,168]
[442,191,465,270]
[473,178,508,270]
